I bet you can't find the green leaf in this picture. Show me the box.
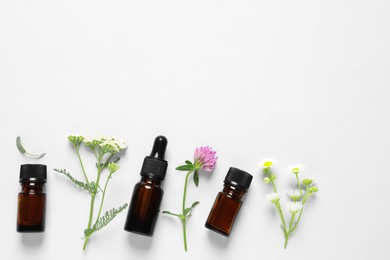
[54,169,96,194]
[162,211,180,217]
[191,201,200,208]
[16,136,26,153]
[183,208,191,216]
[176,165,194,171]
[16,136,46,158]
[92,203,128,234]
[193,170,199,187]
[183,201,200,216]
[185,160,193,165]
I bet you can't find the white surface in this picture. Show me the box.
[1,1,389,259]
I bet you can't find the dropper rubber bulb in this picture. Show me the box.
[149,136,168,159]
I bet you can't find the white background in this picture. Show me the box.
[1,1,389,259]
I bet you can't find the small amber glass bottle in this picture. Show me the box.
[17,164,47,232]
[124,136,168,236]
[205,167,253,237]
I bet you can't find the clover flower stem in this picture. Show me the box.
[182,218,188,252]
[181,170,193,252]
[74,145,89,184]
[83,153,103,250]
[182,171,193,212]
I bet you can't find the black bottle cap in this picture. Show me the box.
[140,136,168,180]
[19,164,47,183]
[224,167,253,191]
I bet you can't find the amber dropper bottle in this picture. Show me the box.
[205,167,253,237]
[17,164,47,232]
[124,136,168,236]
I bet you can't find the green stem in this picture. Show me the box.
[83,151,103,250]
[182,219,188,252]
[182,171,193,212]
[181,170,193,252]
[284,236,289,249]
[266,168,277,192]
[284,213,296,249]
[94,172,112,224]
[74,145,89,184]
[295,173,302,197]
[291,186,310,233]
[275,202,287,233]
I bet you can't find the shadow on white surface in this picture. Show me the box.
[126,232,153,251]
[206,230,230,249]
[21,233,44,247]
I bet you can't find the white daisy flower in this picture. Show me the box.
[266,192,280,204]
[286,201,303,214]
[288,164,304,175]
[259,158,275,169]
[287,189,304,201]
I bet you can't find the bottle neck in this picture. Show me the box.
[222,183,246,200]
[20,182,45,193]
[140,175,162,185]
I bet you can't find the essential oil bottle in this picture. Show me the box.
[205,167,253,237]
[17,164,47,232]
[124,136,168,236]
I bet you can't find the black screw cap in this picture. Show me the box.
[20,164,47,183]
[224,167,253,191]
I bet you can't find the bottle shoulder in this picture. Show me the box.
[134,179,164,192]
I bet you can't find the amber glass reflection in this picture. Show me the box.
[205,185,244,236]
[124,177,163,236]
[17,182,46,232]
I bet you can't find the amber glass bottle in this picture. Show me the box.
[17,164,47,232]
[205,167,252,237]
[124,136,168,236]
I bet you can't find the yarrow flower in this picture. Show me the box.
[194,146,218,172]
[287,190,304,201]
[107,162,119,174]
[55,135,128,250]
[68,135,84,147]
[164,146,218,252]
[83,135,128,153]
[287,201,303,214]
[266,193,280,204]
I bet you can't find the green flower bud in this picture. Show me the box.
[263,177,270,184]
[302,178,313,186]
[68,135,84,147]
[263,161,273,168]
[309,186,318,192]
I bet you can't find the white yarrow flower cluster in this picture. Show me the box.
[287,201,303,214]
[84,135,128,153]
[266,192,280,204]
